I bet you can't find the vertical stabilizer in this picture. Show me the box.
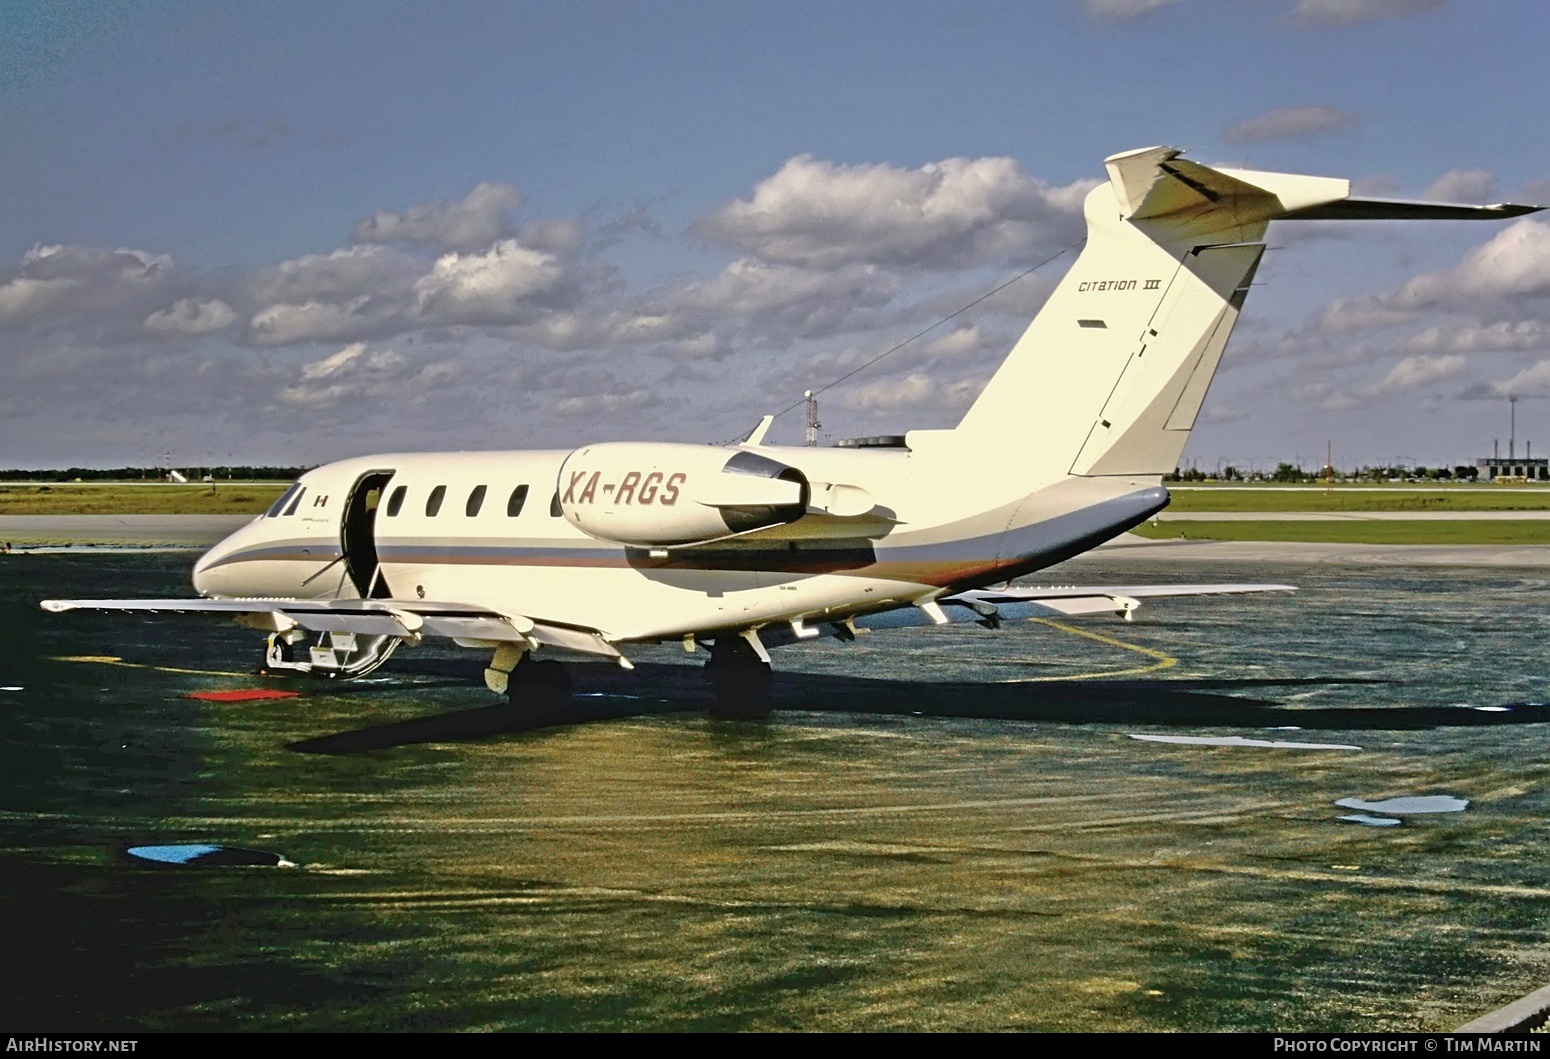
[939,146,1539,489]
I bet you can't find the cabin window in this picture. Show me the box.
[507,484,529,517]
[385,484,406,517]
[549,491,562,517]
[283,487,307,516]
[466,484,487,517]
[266,483,301,517]
[426,485,446,517]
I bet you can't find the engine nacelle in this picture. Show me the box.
[557,443,809,546]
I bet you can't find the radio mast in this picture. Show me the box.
[805,390,820,447]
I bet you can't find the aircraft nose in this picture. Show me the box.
[192,526,242,596]
[191,543,219,595]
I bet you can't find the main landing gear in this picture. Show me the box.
[483,643,573,707]
[703,634,773,720]
[262,629,399,679]
[506,657,572,704]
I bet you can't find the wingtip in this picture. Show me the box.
[1487,202,1546,217]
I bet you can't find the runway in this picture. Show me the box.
[0,514,250,547]
[1100,533,1550,568]
[1155,510,1550,520]
[6,513,1550,569]
[5,550,1550,1030]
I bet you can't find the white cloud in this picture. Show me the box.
[1287,0,1447,28]
[353,182,525,250]
[518,217,586,256]
[1423,168,1495,204]
[0,244,176,327]
[1488,359,1550,399]
[1352,174,1403,198]
[922,323,985,358]
[0,276,75,323]
[1222,106,1358,143]
[695,154,1092,270]
[664,332,731,360]
[144,298,236,335]
[1316,297,1418,332]
[278,343,413,406]
[20,243,172,284]
[1368,354,1467,394]
[1403,320,1550,354]
[249,244,419,306]
[672,259,896,322]
[1392,218,1550,306]
[300,343,365,380]
[1292,381,1362,411]
[1520,177,1550,207]
[1081,0,1179,19]
[554,388,654,417]
[843,371,982,412]
[248,297,398,346]
[411,238,566,325]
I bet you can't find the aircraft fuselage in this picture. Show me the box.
[192,446,1169,645]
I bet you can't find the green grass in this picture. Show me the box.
[1166,485,1550,513]
[0,483,287,515]
[1131,519,1550,545]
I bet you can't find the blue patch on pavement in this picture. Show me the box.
[126,844,291,866]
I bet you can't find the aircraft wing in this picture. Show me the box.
[42,581,1293,661]
[39,596,626,661]
[947,582,1296,619]
[845,582,1296,634]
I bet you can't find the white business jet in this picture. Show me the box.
[43,147,1540,717]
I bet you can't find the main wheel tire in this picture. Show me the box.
[507,658,573,704]
[705,637,773,720]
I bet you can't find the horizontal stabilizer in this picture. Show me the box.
[1281,197,1543,221]
[1102,146,1543,228]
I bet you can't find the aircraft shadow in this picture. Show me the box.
[286,660,1550,755]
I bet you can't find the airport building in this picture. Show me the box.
[1478,398,1546,480]
[1477,457,1550,481]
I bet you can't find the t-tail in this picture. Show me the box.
[936,146,1539,488]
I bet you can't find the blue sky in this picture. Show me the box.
[4,0,1549,471]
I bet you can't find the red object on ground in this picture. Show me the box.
[185,688,302,702]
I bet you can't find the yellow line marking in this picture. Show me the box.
[52,655,258,679]
[1017,618,1178,682]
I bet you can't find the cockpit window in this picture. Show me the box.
[507,484,529,517]
[426,485,446,517]
[266,482,301,517]
[466,485,487,517]
[385,484,406,517]
[282,487,307,516]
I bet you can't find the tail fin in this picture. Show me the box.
[943,146,1539,483]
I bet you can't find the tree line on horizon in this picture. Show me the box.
[1167,462,1483,483]
[0,466,312,482]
